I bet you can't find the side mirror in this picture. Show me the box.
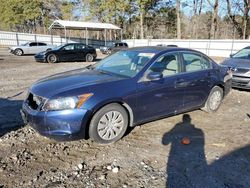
[147,72,163,81]
[230,53,234,58]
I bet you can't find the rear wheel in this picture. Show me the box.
[86,53,94,62]
[89,103,128,144]
[202,86,223,113]
[14,49,23,56]
[46,54,57,63]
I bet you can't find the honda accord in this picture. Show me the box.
[21,47,232,144]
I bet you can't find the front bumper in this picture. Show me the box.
[9,49,14,54]
[232,75,250,89]
[21,102,91,140]
[100,48,108,54]
[34,55,46,63]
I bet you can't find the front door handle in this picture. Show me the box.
[175,79,188,88]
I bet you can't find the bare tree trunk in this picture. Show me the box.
[207,0,219,39]
[226,0,244,38]
[140,10,144,39]
[176,0,181,39]
[192,0,198,38]
[199,0,203,15]
[242,0,250,39]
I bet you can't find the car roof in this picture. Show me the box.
[65,43,88,45]
[244,46,250,49]
[126,46,201,54]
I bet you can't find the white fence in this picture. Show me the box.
[0,30,250,57]
[0,30,113,49]
[124,39,250,57]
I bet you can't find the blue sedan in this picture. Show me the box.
[21,47,232,144]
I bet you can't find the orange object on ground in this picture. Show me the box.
[181,137,190,145]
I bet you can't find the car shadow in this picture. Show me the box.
[162,114,250,187]
[233,87,250,92]
[0,97,24,137]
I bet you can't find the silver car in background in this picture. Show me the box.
[9,42,56,56]
[221,46,250,90]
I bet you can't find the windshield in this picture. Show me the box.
[52,44,64,50]
[92,51,155,78]
[232,48,250,59]
[21,42,29,46]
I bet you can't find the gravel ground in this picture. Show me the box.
[0,49,250,187]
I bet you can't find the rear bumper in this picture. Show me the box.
[21,102,91,141]
[232,75,250,90]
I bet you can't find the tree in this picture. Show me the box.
[226,0,250,39]
[207,0,219,39]
[176,0,181,39]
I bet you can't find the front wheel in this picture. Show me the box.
[107,49,112,55]
[85,53,94,62]
[46,54,57,63]
[14,48,23,56]
[89,103,128,144]
[202,86,223,113]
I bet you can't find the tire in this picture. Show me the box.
[89,103,129,144]
[14,48,23,56]
[107,49,112,55]
[202,86,223,113]
[46,54,57,63]
[85,53,94,62]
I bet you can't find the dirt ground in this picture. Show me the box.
[0,48,249,188]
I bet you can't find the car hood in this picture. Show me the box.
[30,68,122,98]
[10,46,22,49]
[221,58,250,69]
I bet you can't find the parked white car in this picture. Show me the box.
[9,42,56,56]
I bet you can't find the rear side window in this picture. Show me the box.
[182,53,211,72]
[38,42,46,46]
[149,53,180,77]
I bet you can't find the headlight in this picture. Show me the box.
[43,93,93,111]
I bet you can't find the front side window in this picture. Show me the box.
[92,51,155,77]
[182,53,211,72]
[75,44,85,50]
[233,48,250,59]
[29,42,37,47]
[38,42,46,46]
[63,44,75,51]
[149,53,180,77]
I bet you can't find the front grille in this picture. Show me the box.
[232,76,250,87]
[234,68,250,74]
[26,92,46,110]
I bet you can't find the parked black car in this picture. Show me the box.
[156,44,178,47]
[35,43,97,63]
[100,42,128,55]
[221,46,250,89]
